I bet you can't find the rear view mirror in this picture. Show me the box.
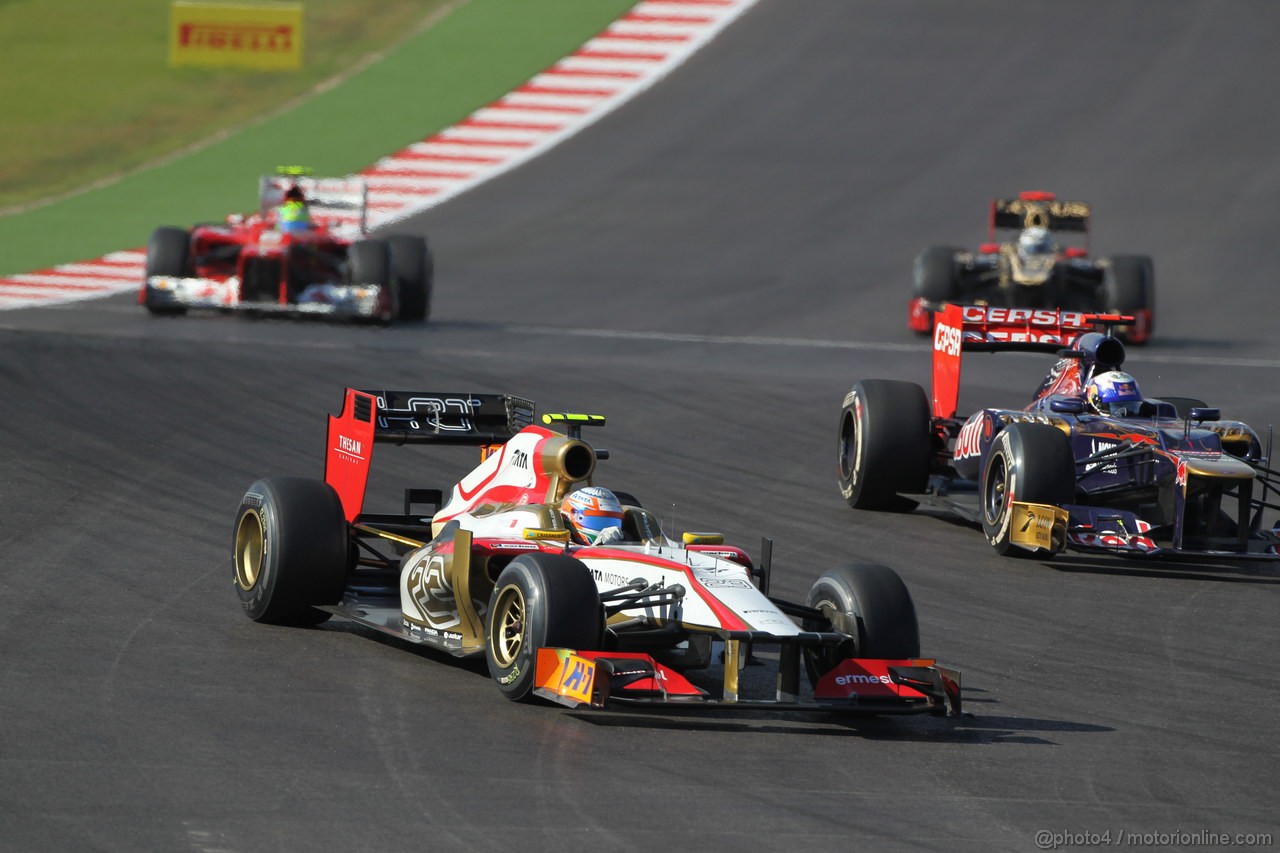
[1050,398,1085,414]
[1188,407,1221,422]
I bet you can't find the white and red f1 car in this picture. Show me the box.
[232,390,961,716]
[141,172,431,323]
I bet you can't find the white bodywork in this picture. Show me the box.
[145,275,386,316]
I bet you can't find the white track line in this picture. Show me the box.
[453,324,1280,369]
[2,0,760,311]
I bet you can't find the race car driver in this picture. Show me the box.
[1086,370,1145,417]
[1017,226,1054,260]
[561,486,626,545]
[276,185,312,232]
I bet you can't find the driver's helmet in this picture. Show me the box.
[561,486,625,545]
[1017,226,1053,257]
[276,186,311,232]
[1086,370,1144,416]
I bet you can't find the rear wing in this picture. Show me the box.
[258,174,369,238]
[325,388,536,520]
[930,304,1133,419]
[989,193,1090,235]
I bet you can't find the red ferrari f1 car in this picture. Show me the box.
[842,305,1280,561]
[141,172,432,323]
[908,192,1154,344]
[232,391,961,715]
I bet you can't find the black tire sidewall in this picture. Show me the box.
[346,239,391,287]
[1104,254,1155,341]
[485,553,601,701]
[232,477,349,625]
[804,563,921,686]
[146,227,190,277]
[838,380,931,511]
[980,424,1075,556]
[913,246,961,303]
[144,227,191,315]
[388,234,432,322]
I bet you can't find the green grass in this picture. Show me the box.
[0,0,634,276]
[0,0,446,210]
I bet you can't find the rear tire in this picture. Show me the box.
[980,424,1075,557]
[1104,255,1155,344]
[911,246,962,335]
[486,553,602,702]
[803,563,921,687]
[388,234,433,323]
[232,478,349,625]
[144,227,190,316]
[913,246,962,304]
[838,380,932,511]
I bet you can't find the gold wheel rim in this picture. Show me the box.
[490,584,526,668]
[234,509,265,590]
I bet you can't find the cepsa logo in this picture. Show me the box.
[934,320,962,357]
[961,306,1088,327]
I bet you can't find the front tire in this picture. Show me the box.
[232,478,350,625]
[803,563,921,687]
[346,239,391,287]
[485,553,602,702]
[980,424,1075,557]
[838,380,932,511]
[388,234,433,323]
[144,227,190,316]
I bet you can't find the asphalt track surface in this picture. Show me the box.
[3,2,1280,850]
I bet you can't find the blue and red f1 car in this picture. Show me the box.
[840,305,1280,560]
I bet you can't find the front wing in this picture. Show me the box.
[918,487,1280,561]
[143,275,392,320]
[534,647,962,716]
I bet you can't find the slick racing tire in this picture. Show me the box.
[486,553,602,702]
[144,226,191,316]
[913,246,963,304]
[838,380,931,511]
[388,234,433,323]
[1104,255,1155,344]
[233,477,350,626]
[346,239,391,287]
[803,563,921,688]
[980,423,1075,557]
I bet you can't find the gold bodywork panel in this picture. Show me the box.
[1008,501,1069,552]
[1182,455,1255,481]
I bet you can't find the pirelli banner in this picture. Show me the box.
[170,1,303,71]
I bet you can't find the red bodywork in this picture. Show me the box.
[929,304,1134,419]
[181,213,355,306]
